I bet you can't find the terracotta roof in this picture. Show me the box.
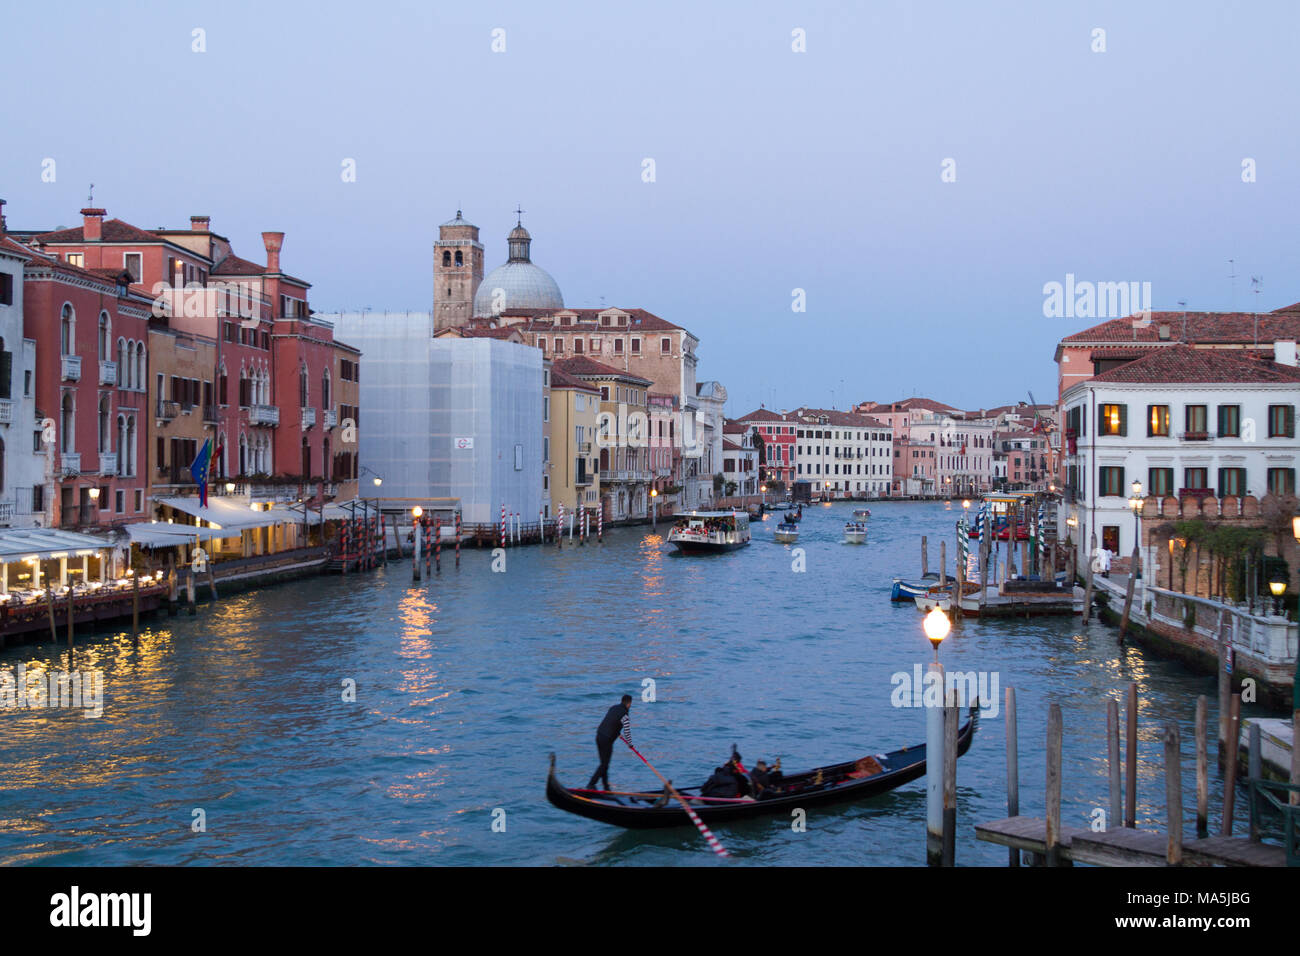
[34,218,170,245]
[722,421,750,434]
[553,355,652,385]
[880,397,961,414]
[500,307,685,332]
[791,406,890,429]
[721,439,744,452]
[211,253,266,276]
[549,365,600,393]
[1060,311,1300,346]
[0,236,34,260]
[457,326,523,340]
[735,407,793,423]
[1084,344,1300,385]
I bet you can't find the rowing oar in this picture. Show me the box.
[625,742,730,859]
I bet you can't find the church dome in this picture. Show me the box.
[472,217,563,316]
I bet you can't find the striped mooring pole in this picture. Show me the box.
[597,505,603,543]
[500,504,506,549]
[455,512,461,569]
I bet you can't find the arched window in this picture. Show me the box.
[125,416,136,476]
[117,337,127,386]
[122,339,133,389]
[219,362,228,406]
[98,395,111,452]
[98,312,111,361]
[299,362,308,407]
[238,434,248,476]
[61,305,75,356]
[301,436,311,478]
[321,368,331,411]
[216,431,227,478]
[441,250,451,267]
[455,250,463,266]
[135,342,145,389]
[0,437,6,493]
[60,393,74,452]
[116,415,126,475]
[323,435,331,480]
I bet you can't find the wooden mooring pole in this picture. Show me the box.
[1005,686,1019,867]
[942,691,958,867]
[1125,682,1138,828]
[66,587,74,648]
[132,571,140,638]
[1164,722,1183,865]
[1082,533,1096,624]
[1248,722,1262,843]
[1221,694,1242,836]
[1045,702,1063,867]
[925,659,944,866]
[1217,630,1230,768]
[1195,695,1209,837]
[45,585,57,643]
[1107,697,1121,829]
[921,536,928,577]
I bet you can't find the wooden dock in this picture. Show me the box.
[976,815,1286,867]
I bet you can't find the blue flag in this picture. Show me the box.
[190,438,212,507]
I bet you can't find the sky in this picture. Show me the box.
[3,0,1298,416]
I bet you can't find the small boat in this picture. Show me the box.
[545,706,979,829]
[843,521,867,544]
[667,511,751,553]
[774,521,799,544]
[915,580,1083,617]
[784,507,802,524]
[852,508,871,519]
[889,572,942,602]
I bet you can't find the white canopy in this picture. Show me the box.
[0,528,115,562]
[155,496,292,531]
[122,523,235,548]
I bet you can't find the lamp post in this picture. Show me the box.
[923,604,952,866]
[412,505,424,582]
[1269,577,1286,617]
[650,487,658,530]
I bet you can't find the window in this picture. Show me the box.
[134,490,143,512]
[574,338,583,354]
[1099,466,1125,496]
[1100,404,1126,436]
[661,337,671,354]
[1184,467,1208,491]
[1147,404,1169,437]
[1268,405,1295,438]
[442,250,450,266]
[0,273,12,305]
[1184,404,1208,437]
[1268,468,1295,495]
[1102,526,1120,554]
[1218,467,1246,497]
[60,304,74,356]
[600,386,609,401]
[613,339,623,354]
[631,338,641,354]
[115,490,124,513]
[66,253,84,267]
[123,253,142,283]
[455,250,463,266]
[1218,404,1241,438]
[590,338,600,353]
[1147,467,1174,497]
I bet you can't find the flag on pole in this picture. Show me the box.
[190,438,212,507]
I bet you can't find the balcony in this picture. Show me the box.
[302,407,317,429]
[61,355,81,382]
[98,360,117,385]
[0,502,13,522]
[1177,431,1213,442]
[324,408,337,429]
[203,404,219,424]
[60,504,97,528]
[156,465,198,487]
[99,452,118,476]
[600,469,652,483]
[0,400,12,424]
[249,404,280,426]
[1178,487,1215,499]
[156,399,180,421]
[60,452,80,476]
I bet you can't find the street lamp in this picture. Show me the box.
[923,605,951,664]
[650,487,658,529]
[1269,576,1287,616]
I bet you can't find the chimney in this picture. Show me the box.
[0,198,6,234]
[81,207,106,241]
[1273,340,1297,367]
[261,231,284,273]
[1158,323,1171,340]
[190,215,210,232]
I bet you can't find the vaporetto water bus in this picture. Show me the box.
[667,511,752,553]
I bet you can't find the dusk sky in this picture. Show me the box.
[4,1,1297,415]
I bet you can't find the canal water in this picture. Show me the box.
[0,501,1262,866]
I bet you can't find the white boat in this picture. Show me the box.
[774,521,799,544]
[667,511,752,553]
[853,508,871,519]
[843,521,867,544]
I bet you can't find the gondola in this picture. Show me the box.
[546,705,978,829]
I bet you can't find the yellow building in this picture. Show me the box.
[548,363,601,515]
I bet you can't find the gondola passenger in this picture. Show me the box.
[700,765,739,798]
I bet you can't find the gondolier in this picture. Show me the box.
[587,694,633,791]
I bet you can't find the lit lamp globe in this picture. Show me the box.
[373,476,382,488]
[923,606,951,663]
[88,487,100,501]
[225,481,236,494]
[412,506,423,519]
[1292,515,1300,542]
[962,499,971,510]
[651,488,658,498]
[1270,577,1287,615]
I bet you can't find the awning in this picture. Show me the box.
[0,528,115,562]
[122,523,234,548]
[285,500,365,524]
[156,496,292,531]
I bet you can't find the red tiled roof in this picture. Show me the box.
[1060,312,1300,346]
[502,307,685,332]
[553,355,652,384]
[34,218,171,245]
[721,439,744,452]
[735,407,792,423]
[1085,344,1300,385]
[457,326,523,340]
[211,253,270,276]
[0,236,34,260]
[880,397,960,414]
[791,406,890,429]
[550,366,600,392]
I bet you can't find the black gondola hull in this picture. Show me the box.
[546,707,978,829]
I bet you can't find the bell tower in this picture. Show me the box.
[433,210,484,331]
